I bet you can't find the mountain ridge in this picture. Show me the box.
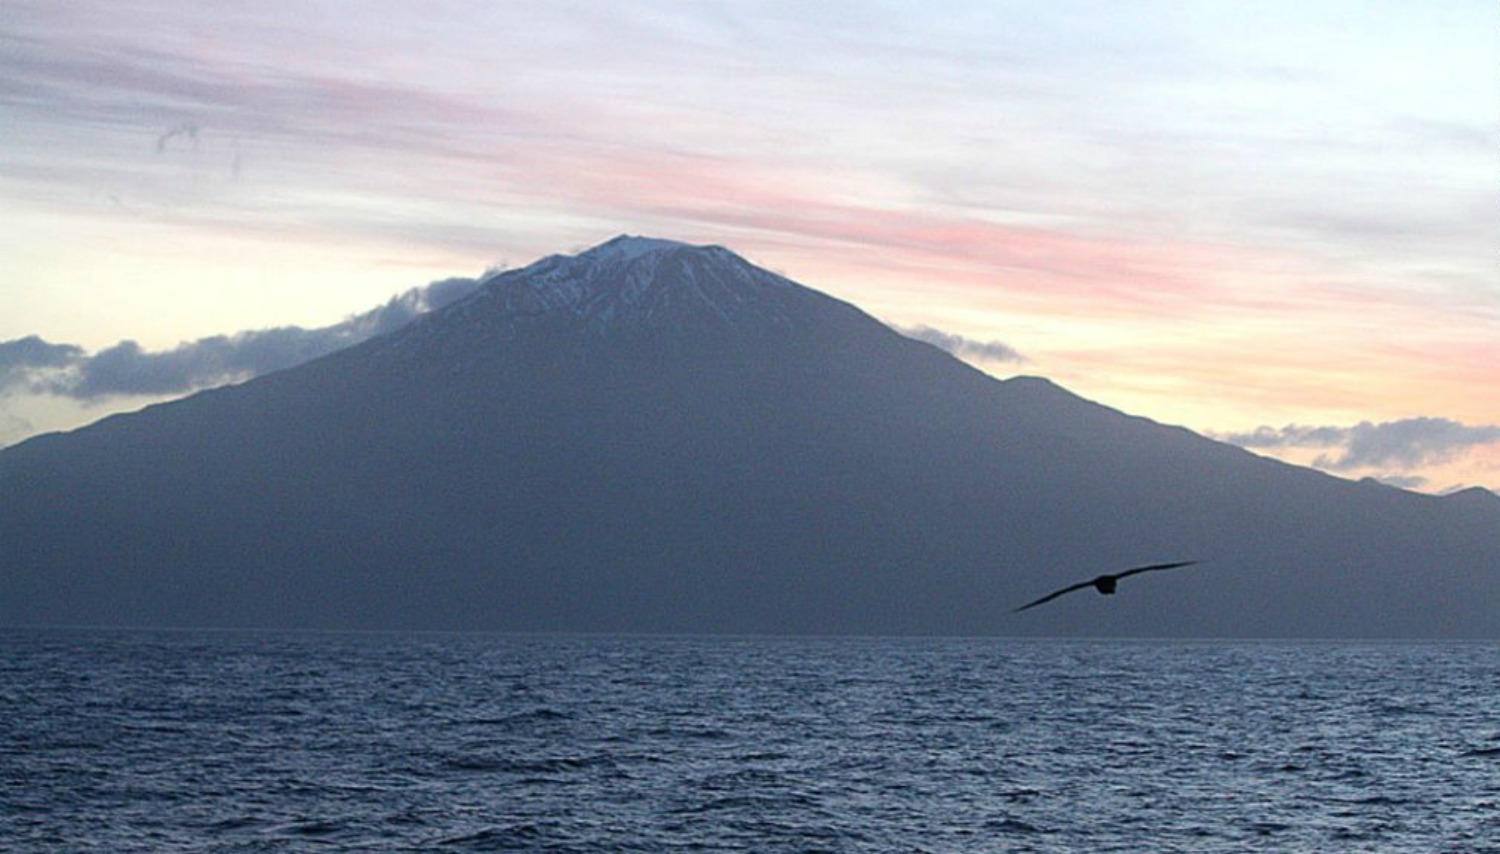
[2,237,1497,637]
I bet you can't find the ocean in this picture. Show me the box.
[4,629,1500,852]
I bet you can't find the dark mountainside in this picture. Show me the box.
[3,236,1497,637]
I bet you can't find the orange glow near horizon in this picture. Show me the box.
[3,1,1496,492]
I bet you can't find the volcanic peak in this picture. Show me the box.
[440,235,811,340]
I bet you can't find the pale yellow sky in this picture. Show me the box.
[3,0,1497,493]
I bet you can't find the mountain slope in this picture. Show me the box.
[2,237,1497,637]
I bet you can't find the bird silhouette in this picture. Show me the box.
[1013,561,1199,613]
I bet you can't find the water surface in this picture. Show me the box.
[5,631,1500,851]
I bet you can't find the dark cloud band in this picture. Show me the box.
[0,275,480,401]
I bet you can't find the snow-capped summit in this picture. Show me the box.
[580,234,696,262]
[429,234,830,343]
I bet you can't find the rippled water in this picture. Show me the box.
[5,630,1500,852]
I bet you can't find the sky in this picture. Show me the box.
[2,0,1497,494]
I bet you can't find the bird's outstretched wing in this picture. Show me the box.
[1012,560,1200,613]
[1112,560,1198,581]
[1012,578,1098,613]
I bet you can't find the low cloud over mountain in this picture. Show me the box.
[1218,417,1500,487]
[1,276,1019,420]
[0,337,85,386]
[0,276,480,402]
[897,325,1024,364]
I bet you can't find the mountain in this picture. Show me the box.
[2,236,1497,637]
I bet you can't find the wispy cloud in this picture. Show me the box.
[898,325,1024,364]
[6,0,1489,308]
[1218,418,1500,472]
[0,276,479,401]
[3,1,1496,492]
[155,121,200,153]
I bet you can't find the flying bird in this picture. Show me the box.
[1013,561,1199,613]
